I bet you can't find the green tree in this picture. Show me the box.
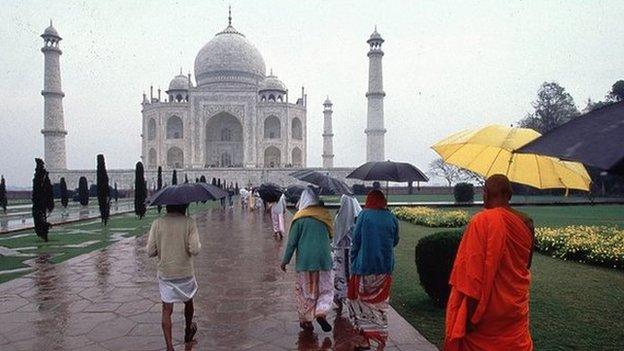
[184,174,189,183]
[157,166,163,213]
[0,175,7,213]
[60,177,69,208]
[519,82,580,134]
[78,177,89,206]
[134,162,147,219]
[428,158,462,188]
[32,159,52,241]
[113,182,118,202]
[608,80,624,102]
[172,170,178,185]
[96,154,110,225]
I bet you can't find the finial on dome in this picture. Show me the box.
[270,68,274,76]
[179,67,183,75]
[228,5,232,26]
[50,19,53,27]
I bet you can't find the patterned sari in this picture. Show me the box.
[347,274,392,346]
[295,270,334,322]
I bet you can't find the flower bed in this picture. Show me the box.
[393,207,469,228]
[535,225,624,269]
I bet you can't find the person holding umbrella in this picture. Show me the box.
[146,204,201,350]
[280,187,335,332]
[332,194,362,311]
[270,193,287,239]
[348,190,399,350]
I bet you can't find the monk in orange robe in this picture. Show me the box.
[444,174,534,351]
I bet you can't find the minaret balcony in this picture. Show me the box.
[365,91,386,98]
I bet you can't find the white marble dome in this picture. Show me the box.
[168,74,189,91]
[194,24,266,87]
[259,73,286,92]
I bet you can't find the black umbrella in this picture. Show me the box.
[290,170,353,195]
[347,161,429,182]
[146,183,228,206]
[258,183,284,203]
[518,101,624,175]
[284,184,306,204]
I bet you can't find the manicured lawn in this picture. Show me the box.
[391,204,624,350]
[0,201,218,283]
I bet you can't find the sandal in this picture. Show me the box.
[184,322,197,343]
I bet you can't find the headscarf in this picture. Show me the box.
[333,195,362,247]
[365,190,387,209]
[297,187,319,210]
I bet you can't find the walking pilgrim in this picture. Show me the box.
[146,204,201,351]
[444,174,534,351]
[281,188,335,332]
[271,193,287,239]
[332,194,362,309]
[348,190,399,350]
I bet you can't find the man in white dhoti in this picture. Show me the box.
[147,204,201,351]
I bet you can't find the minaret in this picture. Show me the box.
[365,26,386,162]
[40,21,67,170]
[322,97,334,168]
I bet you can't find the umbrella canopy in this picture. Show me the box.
[284,184,306,204]
[258,183,284,203]
[146,183,228,206]
[346,161,429,183]
[431,125,591,191]
[517,101,624,175]
[290,170,353,195]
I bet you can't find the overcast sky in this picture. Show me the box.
[1,0,623,186]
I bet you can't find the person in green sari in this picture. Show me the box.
[281,187,334,332]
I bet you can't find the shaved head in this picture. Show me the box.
[484,174,512,208]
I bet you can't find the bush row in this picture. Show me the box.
[393,206,469,227]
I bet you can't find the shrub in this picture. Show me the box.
[535,225,624,269]
[78,177,89,206]
[454,182,474,203]
[393,207,469,227]
[415,230,463,307]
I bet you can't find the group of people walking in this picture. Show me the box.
[281,188,399,350]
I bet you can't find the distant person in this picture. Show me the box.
[332,194,362,310]
[281,188,334,332]
[227,187,234,207]
[444,174,534,351]
[348,190,398,350]
[271,193,287,239]
[239,187,249,209]
[146,204,201,351]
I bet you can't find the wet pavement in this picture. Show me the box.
[0,206,436,350]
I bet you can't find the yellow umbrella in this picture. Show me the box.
[431,125,591,191]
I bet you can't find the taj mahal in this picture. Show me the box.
[41,10,387,188]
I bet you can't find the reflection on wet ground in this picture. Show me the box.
[0,206,436,350]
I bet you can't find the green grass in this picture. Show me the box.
[391,205,624,350]
[0,201,217,283]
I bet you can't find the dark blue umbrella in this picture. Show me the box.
[146,183,228,206]
[346,161,429,182]
[290,170,353,195]
[518,101,624,175]
[258,183,284,203]
[284,184,306,204]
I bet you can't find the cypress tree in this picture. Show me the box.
[113,182,118,202]
[60,177,68,208]
[32,158,51,242]
[44,173,54,214]
[200,175,206,183]
[172,170,178,185]
[96,154,110,225]
[195,177,199,183]
[78,177,89,206]
[157,166,163,213]
[184,174,189,183]
[0,175,7,213]
[217,179,221,188]
[235,182,239,194]
[134,162,147,219]
[211,177,217,186]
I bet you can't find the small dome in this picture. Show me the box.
[41,21,61,39]
[367,26,383,44]
[259,73,286,92]
[194,23,266,87]
[168,74,189,91]
[323,96,332,106]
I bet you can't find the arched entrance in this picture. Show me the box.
[167,147,184,168]
[291,147,302,167]
[264,146,281,168]
[206,112,243,167]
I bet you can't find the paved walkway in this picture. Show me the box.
[0,206,436,350]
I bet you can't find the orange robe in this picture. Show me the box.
[444,207,533,351]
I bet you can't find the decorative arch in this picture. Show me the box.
[206,112,243,167]
[291,147,302,167]
[148,148,157,168]
[166,147,184,168]
[166,115,183,139]
[264,146,281,168]
[264,115,281,139]
[291,117,302,140]
[147,119,156,141]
